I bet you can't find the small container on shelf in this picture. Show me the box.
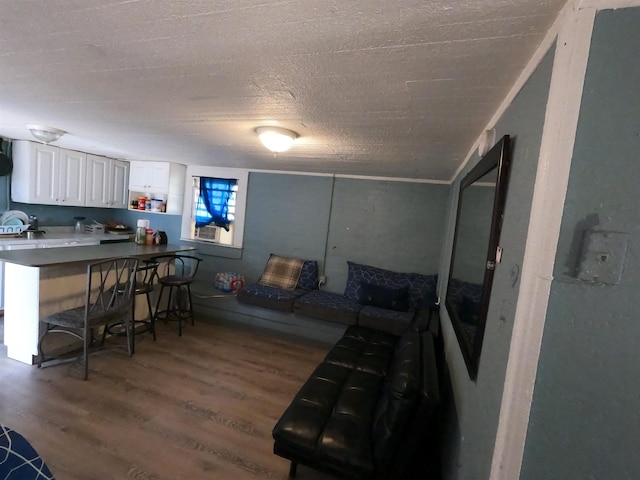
[150,198,163,212]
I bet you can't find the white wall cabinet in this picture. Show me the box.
[129,161,171,193]
[12,141,128,209]
[86,155,130,209]
[12,141,86,206]
[128,161,186,215]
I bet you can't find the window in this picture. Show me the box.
[192,177,237,245]
[181,167,248,249]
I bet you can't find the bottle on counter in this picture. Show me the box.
[145,228,154,245]
[135,226,146,244]
[136,219,149,244]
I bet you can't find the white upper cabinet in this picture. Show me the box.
[12,141,86,206]
[59,148,87,206]
[11,141,128,209]
[129,161,172,194]
[109,159,130,209]
[85,155,129,209]
[128,161,186,214]
[85,155,110,208]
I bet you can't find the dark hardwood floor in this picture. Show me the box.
[0,317,337,480]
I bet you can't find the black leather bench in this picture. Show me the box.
[272,322,440,479]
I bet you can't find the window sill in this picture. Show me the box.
[179,238,243,259]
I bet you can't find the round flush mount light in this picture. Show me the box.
[256,126,298,153]
[27,124,66,144]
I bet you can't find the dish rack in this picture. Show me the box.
[84,223,105,234]
[0,224,30,235]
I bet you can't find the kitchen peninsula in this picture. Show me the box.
[0,242,196,364]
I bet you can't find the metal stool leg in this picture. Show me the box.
[187,284,195,326]
[130,294,136,354]
[145,290,156,341]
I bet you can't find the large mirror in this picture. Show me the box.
[446,135,512,380]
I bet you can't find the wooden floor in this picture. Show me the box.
[0,317,338,480]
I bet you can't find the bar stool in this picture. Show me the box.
[151,255,202,337]
[38,257,139,380]
[105,260,159,353]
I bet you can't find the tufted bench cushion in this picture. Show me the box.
[237,284,309,312]
[357,305,414,336]
[293,290,361,325]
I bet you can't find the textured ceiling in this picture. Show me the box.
[0,0,565,181]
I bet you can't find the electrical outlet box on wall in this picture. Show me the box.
[576,230,629,285]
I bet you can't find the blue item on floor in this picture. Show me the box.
[0,425,55,479]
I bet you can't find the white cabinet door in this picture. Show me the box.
[59,148,86,206]
[129,161,170,193]
[149,162,170,192]
[128,162,148,191]
[32,144,59,204]
[109,159,130,209]
[12,141,59,204]
[86,155,129,208]
[85,154,110,207]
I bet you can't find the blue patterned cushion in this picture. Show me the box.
[344,262,437,310]
[241,283,307,301]
[0,425,55,479]
[406,272,438,309]
[357,283,410,312]
[344,262,406,301]
[296,260,320,291]
[447,278,483,304]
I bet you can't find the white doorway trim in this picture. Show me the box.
[489,4,596,479]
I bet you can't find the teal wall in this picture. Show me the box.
[197,172,449,291]
[188,171,448,341]
[439,45,555,479]
[520,9,640,479]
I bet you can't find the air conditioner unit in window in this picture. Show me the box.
[195,224,220,242]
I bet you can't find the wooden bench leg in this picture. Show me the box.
[289,461,297,478]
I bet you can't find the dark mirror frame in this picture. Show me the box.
[445,135,512,380]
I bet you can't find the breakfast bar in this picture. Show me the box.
[0,242,196,364]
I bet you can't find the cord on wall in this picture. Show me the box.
[320,175,336,288]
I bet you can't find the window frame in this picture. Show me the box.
[180,166,248,250]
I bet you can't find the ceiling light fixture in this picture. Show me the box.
[27,124,66,144]
[256,126,298,153]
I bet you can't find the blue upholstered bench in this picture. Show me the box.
[296,261,438,336]
[238,257,438,337]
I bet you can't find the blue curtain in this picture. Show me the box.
[195,177,236,230]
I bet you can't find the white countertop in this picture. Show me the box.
[0,226,132,249]
[0,242,196,267]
